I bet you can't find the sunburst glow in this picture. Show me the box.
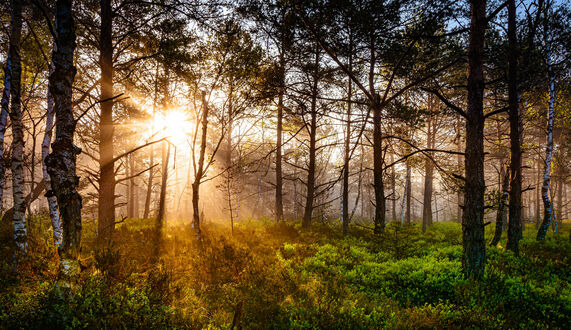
[151,109,192,146]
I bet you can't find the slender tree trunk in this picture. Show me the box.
[537,10,556,240]
[192,92,209,238]
[226,82,234,233]
[556,168,563,221]
[275,48,285,222]
[43,62,62,246]
[28,123,38,216]
[391,152,396,221]
[0,51,11,213]
[456,117,463,222]
[342,34,353,236]
[405,162,411,224]
[303,52,319,228]
[350,151,362,221]
[45,0,82,277]
[97,0,115,242]
[400,167,409,224]
[156,142,169,229]
[143,66,159,219]
[536,157,541,228]
[8,0,26,252]
[370,34,386,233]
[128,154,136,218]
[506,0,523,255]
[422,111,434,233]
[490,166,509,246]
[462,0,487,279]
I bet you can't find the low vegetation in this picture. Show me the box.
[1,217,569,329]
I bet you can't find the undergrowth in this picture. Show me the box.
[0,216,569,329]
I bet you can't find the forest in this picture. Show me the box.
[0,0,570,328]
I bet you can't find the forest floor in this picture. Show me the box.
[0,216,569,329]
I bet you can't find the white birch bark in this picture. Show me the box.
[8,0,26,252]
[43,61,62,247]
[537,2,556,241]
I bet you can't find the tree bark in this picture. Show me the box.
[399,165,409,224]
[275,50,285,222]
[535,156,541,228]
[537,6,556,240]
[45,0,82,278]
[490,166,509,246]
[0,52,11,213]
[302,51,319,228]
[156,142,169,230]
[342,33,353,236]
[97,0,116,241]
[462,0,487,279]
[8,0,26,252]
[370,32,386,234]
[143,65,159,219]
[405,162,412,224]
[192,92,209,238]
[422,110,434,233]
[456,117,463,222]
[128,153,136,218]
[43,61,62,246]
[506,0,523,255]
[391,152,396,221]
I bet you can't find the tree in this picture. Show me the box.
[43,60,62,246]
[45,0,82,278]
[506,0,523,255]
[462,0,487,278]
[490,165,509,246]
[97,0,116,242]
[7,0,26,253]
[537,1,557,241]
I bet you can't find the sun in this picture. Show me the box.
[151,109,192,146]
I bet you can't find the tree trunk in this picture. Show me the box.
[143,65,159,220]
[370,33,386,234]
[490,166,509,246]
[128,153,136,218]
[303,52,319,228]
[506,0,522,255]
[342,34,353,236]
[0,50,11,213]
[535,156,541,228]
[8,0,26,252]
[226,82,234,233]
[391,152,396,221]
[43,62,62,246]
[45,0,82,278]
[537,8,555,240]
[556,167,563,222]
[399,166,409,224]
[422,111,434,233]
[456,117,463,222]
[405,162,412,224]
[97,0,115,242]
[156,142,169,229]
[462,0,487,279]
[275,51,285,222]
[191,92,209,238]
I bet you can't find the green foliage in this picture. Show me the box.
[1,218,569,328]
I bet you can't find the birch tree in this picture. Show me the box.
[8,0,26,252]
[45,0,82,277]
[536,1,556,241]
[43,62,62,246]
